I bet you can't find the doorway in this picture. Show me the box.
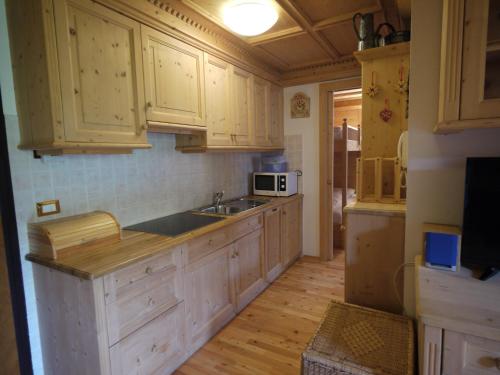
[332,89,362,250]
[318,78,362,260]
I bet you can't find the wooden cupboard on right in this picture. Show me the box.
[436,0,500,133]
[416,256,500,375]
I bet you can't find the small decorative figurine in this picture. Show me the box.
[395,65,408,94]
[379,98,393,122]
[366,71,379,97]
[291,92,310,118]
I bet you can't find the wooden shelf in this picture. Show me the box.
[353,42,410,63]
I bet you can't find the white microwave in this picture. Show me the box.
[253,172,298,197]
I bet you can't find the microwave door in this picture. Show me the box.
[255,174,277,196]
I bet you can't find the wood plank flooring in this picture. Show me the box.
[175,251,345,375]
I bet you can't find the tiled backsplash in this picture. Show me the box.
[5,114,260,374]
[284,134,303,193]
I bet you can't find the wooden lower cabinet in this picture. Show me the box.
[110,302,187,375]
[282,198,303,266]
[184,243,237,353]
[344,204,406,314]
[233,229,267,312]
[442,331,500,375]
[264,206,283,282]
[32,197,302,375]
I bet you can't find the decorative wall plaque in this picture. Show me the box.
[291,92,310,118]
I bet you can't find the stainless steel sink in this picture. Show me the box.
[199,205,243,215]
[194,197,269,216]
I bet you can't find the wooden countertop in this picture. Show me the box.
[415,255,500,341]
[26,195,302,280]
[343,201,406,217]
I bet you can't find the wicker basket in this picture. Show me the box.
[301,301,414,375]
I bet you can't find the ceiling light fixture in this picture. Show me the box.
[223,0,279,37]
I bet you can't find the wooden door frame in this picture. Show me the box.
[319,78,361,260]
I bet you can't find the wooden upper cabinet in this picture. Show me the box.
[6,0,151,154]
[437,0,500,133]
[270,84,284,148]
[230,66,253,146]
[204,54,233,146]
[461,0,500,120]
[253,77,271,146]
[141,25,206,130]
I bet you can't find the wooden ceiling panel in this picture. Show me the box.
[293,0,381,24]
[259,33,330,68]
[321,10,386,56]
[320,23,358,56]
[176,0,405,84]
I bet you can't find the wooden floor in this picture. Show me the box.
[175,251,345,375]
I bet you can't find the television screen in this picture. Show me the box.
[461,157,500,272]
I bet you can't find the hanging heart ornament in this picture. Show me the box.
[379,98,393,122]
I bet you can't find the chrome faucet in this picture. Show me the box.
[214,191,224,206]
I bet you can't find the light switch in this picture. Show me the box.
[36,200,61,217]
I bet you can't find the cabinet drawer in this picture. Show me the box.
[110,302,186,375]
[104,248,183,345]
[231,214,262,240]
[185,226,232,265]
[443,330,500,374]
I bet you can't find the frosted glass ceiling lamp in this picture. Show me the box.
[223,1,279,37]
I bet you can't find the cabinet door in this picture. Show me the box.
[233,229,267,312]
[270,84,284,148]
[230,66,253,145]
[253,77,271,146]
[443,330,500,374]
[264,207,283,282]
[461,0,500,120]
[344,212,405,314]
[204,54,233,146]
[185,244,236,353]
[54,0,147,144]
[142,25,205,127]
[282,199,302,266]
[110,302,186,375]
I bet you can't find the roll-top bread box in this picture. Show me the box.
[28,211,120,260]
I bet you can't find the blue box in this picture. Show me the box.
[424,230,461,271]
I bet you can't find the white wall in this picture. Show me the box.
[0,2,258,373]
[404,0,500,315]
[284,84,320,256]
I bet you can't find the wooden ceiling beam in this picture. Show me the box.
[274,0,341,60]
[313,5,382,31]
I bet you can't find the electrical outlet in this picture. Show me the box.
[36,200,61,217]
